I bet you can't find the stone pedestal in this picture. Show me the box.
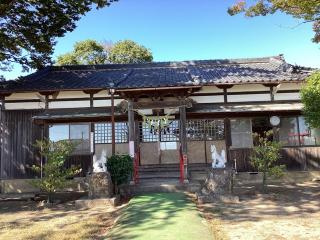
[197,168,239,203]
[88,172,113,198]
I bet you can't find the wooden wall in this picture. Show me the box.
[0,110,93,179]
[229,147,320,172]
[0,110,44,179]
[65,155,92,177]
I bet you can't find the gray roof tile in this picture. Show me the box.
[0,55,312,93]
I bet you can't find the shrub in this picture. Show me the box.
[31,139,81,203]
[250,130,285,192]
[106,154,133,194]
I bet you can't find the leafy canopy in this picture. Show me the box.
[57,39,153,65]
[31,139,81,202]
[56,39,108,65]
[301,72,320,128]
[108,40,153,64]
[0,0,115,72]
[228,1,320,43]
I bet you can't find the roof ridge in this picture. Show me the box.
[49,56,280,72]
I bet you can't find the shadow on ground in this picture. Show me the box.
[199,181,320,222]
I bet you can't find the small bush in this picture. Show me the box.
[31,139,81,203]
[251,130,285,192]
[106,154,133,194]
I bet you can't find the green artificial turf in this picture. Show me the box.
[107,192,212,240]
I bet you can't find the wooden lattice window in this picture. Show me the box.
[139,120,180,142]
[186,119,224,141]
[94,122,128,144]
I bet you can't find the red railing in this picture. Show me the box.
[179,146,184,183]
[133,148,140,184]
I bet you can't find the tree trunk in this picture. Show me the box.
[262,171,267,193]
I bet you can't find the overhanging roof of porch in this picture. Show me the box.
[189,102,303,113]
[32,108,125,123]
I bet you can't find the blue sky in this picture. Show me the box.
[3,0,320,79]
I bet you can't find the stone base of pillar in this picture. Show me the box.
[196,168,239,203]
[88,172,113,198]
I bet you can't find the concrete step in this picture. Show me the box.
[139,173,180,179]
[138,168,180,173]
[129,180,202,195]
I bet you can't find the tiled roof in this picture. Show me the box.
[0,55,312,93]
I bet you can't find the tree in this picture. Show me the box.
[250,130,285,192]
[228,1,320,43]
[57,39,153,65]
[0,0,115,72]
[301,72,320,128]
[56,39,108,65]
[32,139,81,203]
[108,40,153,64]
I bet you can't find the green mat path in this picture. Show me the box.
[107,192,212,240]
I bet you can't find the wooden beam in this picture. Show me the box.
[262,83,280,88]
[39,91,59,96]
[132,100,191,109]
[216,84,234,89]
[83,89,102,95]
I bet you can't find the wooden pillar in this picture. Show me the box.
[45,95,49,109]
[223,88,228,103]
[128,100,135,157]
[179,105,188,182]
[224,118,232,168]
[89,93,94,108]
[110,90,116,155]
[270,86,275,102]
[0,96,4,179]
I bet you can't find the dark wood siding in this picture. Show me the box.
[229,148,255,172]
[229,147,320,172]
[1,110,44,179]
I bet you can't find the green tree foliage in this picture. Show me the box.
[301,72,320,128]
[0,0,115,72]
[108,40,153,64]
[228,0,320,43]
[57,39,153,65]
[56,39,108,65]
[32,139,81,203]
[106,154,133,194]
[251,130,285,192]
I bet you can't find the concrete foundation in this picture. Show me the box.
[0,177,88,194]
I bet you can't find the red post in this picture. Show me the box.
[179,146,184,183]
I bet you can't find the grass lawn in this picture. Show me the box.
[107,192,212,240]
[0,201,120,240]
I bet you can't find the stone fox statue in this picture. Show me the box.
[211,145,226,168]
[93,149,107,172]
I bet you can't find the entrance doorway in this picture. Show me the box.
[139,120,180,165]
